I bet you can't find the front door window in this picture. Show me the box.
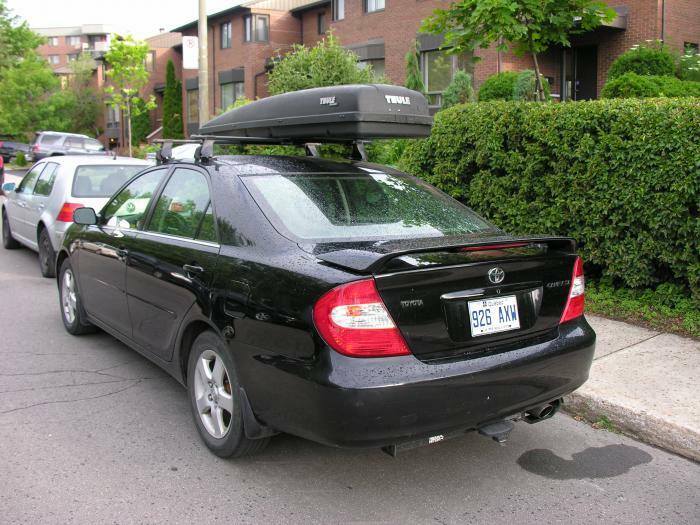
[147,168,215,241]
[102,169,167,230]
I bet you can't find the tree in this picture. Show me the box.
[441,70,475,109]
[267,33,376,95]
[67,53,101,136]
[130,98,152,145]
[0,54,74,136]
[162,59,183,139]
[0,0,44,76]
[404,40,426,94]
[103,34,155,156]
[422,0,616,101]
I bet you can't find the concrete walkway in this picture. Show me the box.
[566,315,700,462]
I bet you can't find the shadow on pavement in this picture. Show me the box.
[517,444,653,479]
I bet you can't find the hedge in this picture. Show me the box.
[397,99,700,298]
[602,72,700,98]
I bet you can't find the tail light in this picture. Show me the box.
[313,278,411,358]
[56,202,84,222]
[560,256,585,323]
[459,243,528,252]
[33,144,40,153]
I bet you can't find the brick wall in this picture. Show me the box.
[36,35,87,68]
[300,5,330,46]
[664,0,700,52]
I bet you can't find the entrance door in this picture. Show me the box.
[563,46,598,100]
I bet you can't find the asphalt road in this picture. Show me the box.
[0,243,698,524]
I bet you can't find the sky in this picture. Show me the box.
[7,0,240,38]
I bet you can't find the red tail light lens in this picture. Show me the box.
[56,202,84,222]
[313,278,411,358]
[33,144,40,153]
[560,257,585,324]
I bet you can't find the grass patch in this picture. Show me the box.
[592,415,620,433]
[586,280,700,339]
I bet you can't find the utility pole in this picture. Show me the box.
[198,0,209,127]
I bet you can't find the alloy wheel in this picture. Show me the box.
[193,349,234,439]
[61,268,77,325]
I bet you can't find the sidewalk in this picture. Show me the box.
[566,315,700,462]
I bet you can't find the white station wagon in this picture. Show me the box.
[1,155,151,277]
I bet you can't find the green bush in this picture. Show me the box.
[678,47,700,82]
[607,42,676,79]
[13,151,27,166]
[398,99,700,298]
[512,70,551,101]
[441,70,474,109]
[477,71,519,101]
[602,72,700,98]
[601,72,660,98]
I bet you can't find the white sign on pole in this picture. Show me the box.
[183,36,199,69]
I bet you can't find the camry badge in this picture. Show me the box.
[488,267,505,284]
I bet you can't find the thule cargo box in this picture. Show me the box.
[198,84,432,142]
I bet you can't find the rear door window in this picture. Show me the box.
[65,137,85,149]
[147,168,214,240]
[72,164,147,198]
[33,162,59,196]
[16,164,46,194]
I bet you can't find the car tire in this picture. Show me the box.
[187,331,270,458]
[2,209,20,250]
[38,228,56,278]
[58,258,96,335]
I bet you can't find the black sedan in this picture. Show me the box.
[57,155,594,458]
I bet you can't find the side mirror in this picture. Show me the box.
[2,182,16,193]
[73,207,97,225]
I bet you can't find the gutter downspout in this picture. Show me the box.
[660,0,665,42]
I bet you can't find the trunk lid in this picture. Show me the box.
[313,236,577,361]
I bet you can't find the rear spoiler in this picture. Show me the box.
[315,235,576,274]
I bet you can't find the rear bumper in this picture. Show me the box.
[241,317,595,448]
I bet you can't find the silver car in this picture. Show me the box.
[1,155,151,277]
[28,131,108,162]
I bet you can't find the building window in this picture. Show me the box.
[67,53,79,62]
[685,42,699,53]
[318,13,326,34]
[221,82,245,111]
[48,36,59,47]
[243,14,269,42]
[358,59,385,78]
[107,105,120,124]
[88,35,106,47]
[47,55,60,65]
[365,0,385,13]
[187,89,199,123]
[421,50,472,108]
[221,22,232,48]
[144,51,155,72]
[67,35,81,47]
[332,0,345,21]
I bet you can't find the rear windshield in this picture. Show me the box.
[72,165,145,198]
[38,134,62,146]
[243,171,498,242]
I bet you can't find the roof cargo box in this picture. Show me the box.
[198,84,432,142]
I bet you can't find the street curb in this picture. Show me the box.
[564,391,700,463]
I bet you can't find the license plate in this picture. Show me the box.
[468,295,520,337]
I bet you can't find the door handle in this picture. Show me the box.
[183,264,204,277]
[38,204,45,210]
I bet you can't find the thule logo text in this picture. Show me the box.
[319,96,337,106]
[385,95,411,105]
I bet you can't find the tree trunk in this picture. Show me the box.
[531,52,544,102]
[126,98,132,157]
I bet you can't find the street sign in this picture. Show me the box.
[183,36,199,69]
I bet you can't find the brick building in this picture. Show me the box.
[172,0,699,134]
[33,24,111,71]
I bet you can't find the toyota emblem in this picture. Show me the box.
[488,267,505,284]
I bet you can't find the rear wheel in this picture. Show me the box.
[38,228,56,278]
[59,259,96,335]
[2,209,20,249]
[187,331,270,458]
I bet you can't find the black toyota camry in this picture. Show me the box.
[56,85,595,458]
